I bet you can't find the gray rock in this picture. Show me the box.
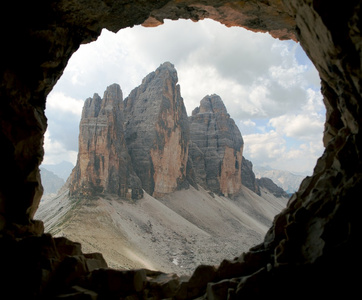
[124,62,191,197]
[189,95,244,196]
[256,177,289,198]
[241,157,260,195]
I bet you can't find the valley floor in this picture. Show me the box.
[35,185,288,275]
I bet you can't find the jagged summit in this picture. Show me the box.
[68,83,143,199]
[189,94,244,197]
[192,94,228,115]
[124,62,190,197]
[139,62,178,87]
[67,62,286,201]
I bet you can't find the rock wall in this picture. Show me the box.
[241,157,260,195]
[0,0,360,299]
[256,177,289,198]
[189,95,244,197]
[124,62,190,197]
[69,84,143,199]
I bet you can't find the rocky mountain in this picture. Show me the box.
[41,161,74,181]
[124,62,192,197]
[253,166,306,194]
[241,157,260,195]
[256,177,289,198]
[189,95,243,197]
[68,84,143,199]
[39,167,65,195]
[66,62,288,201]
[37,62,290,275]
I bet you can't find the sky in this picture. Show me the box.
[44,19,325,175]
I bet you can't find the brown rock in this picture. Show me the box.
[68,84,143,200]
[206,278,239,300]
[175,265,217,299]
[147,272,181,299]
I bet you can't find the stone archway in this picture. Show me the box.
[0,0,360,298]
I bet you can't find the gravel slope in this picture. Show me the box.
[35,185,288,275]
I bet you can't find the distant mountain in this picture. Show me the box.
[41,161,74,181]
[253,166,306,194]
[39,167,65,195]
[256,177,289,198]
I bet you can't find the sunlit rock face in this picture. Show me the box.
[69,84,143,199]
[0,0,360,299]
[124,62,190,197]
[189,95,244,197]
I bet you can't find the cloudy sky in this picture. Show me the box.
[44,19,325,175]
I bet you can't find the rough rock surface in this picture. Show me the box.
[256,177,289,198]
[189,95,244,197]
[0,0,361,299]
[124,62,191,197]
[241,157,261,195]
[69,84,143,199]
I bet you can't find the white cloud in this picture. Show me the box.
[243,130,323,174]
[243,130,286,161]
[268,114,324,140]
[45,92,83,152]
[46,92,84,116]
[43,131,78,165]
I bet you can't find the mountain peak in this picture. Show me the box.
[124,62,190,197]
[69,83,143,200]
[104,83,123,100]
[155,61,178,81]
[189,94,243,197]
[192,94,228,115]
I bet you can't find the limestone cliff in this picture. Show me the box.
[241,157,260,195]
[69,84,143,199]
[189,95,244,197]
[124,62,191,197]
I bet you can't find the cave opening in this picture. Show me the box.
[1,1,360,298]
[38,18,324,274]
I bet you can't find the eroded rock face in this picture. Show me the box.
[189,95,244,197]
[69,84,143,199]
[124,62,190,197]
[256,177,289,198]
[241,157,260,195]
